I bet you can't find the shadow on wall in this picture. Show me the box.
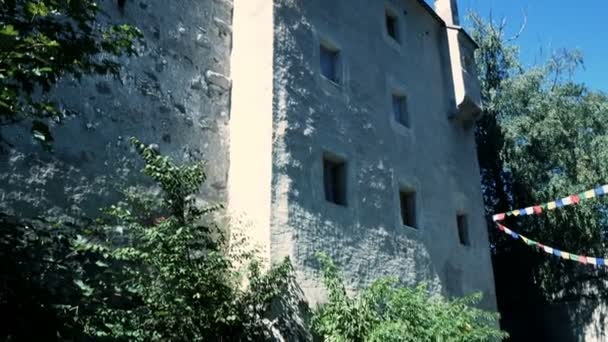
[494,241,608,342]
[0,0,233,221]
[286,202,444,304]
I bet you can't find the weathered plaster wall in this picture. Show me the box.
[270,0,496,308]
[0,0,233,219]
[228,0,274,262]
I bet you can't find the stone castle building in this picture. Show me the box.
[230,0,494,307]
[0,0,495,309]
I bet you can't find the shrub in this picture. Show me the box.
[69,137,302,341]
[312,253,508,342]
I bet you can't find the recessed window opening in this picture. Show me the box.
[323,154,347,206]
[385,10,399,42]
[392,93,409,127]
[457,214,470,246]
[320,41,340,83]
[399,190,416,228]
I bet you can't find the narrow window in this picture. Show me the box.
[323,155,347,206]
[457,214,470,246]
[392,94,409,127]
[385,10,399,42]
[320,42,340,83]
[399,190,416,228]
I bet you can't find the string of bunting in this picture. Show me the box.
[496,222,605,266]
[491,184,608,267]
[492,184,608,222]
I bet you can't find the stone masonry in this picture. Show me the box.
[0,0,233,220]
[229,0,496,309]
[0,0,497,312]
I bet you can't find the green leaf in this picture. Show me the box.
[74,279,94,297]
[95,260,109,268]
[31,120,53,143]
[0,25,18,36]
[26,2,50,17]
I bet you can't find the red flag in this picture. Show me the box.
[533,206,542,215]
[571,195,580,204]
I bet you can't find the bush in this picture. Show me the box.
[70,138,302,341]
[1,139,506,341]
[312,253,508,342]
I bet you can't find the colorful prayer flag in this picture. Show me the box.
[595,187,605,196]
[493,213,505,221]
[493,185,608,268]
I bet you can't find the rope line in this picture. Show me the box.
[491,184,608,267]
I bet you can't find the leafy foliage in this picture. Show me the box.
[0,214,92,340]
[312,253,507,342]
[0,138,303,341]
[0,0,141,141]
[68,137,303,341]
[471,11,608,297]
[470,11,608,339]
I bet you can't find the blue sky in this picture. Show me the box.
[436,0,608,91]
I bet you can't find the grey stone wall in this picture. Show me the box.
[270,0,496,309]
[0,0,233,220]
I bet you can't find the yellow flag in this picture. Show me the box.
[547,202,557,210]
[585,190,596,199]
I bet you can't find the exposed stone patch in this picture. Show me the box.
[205,70,232,90]
[95,81,112,95]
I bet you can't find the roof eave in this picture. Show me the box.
[415,0,480,49]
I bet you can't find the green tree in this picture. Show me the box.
[470,12,608,338]
[312,253,507,342]
[0,0,141,142]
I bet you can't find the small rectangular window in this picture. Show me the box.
[386,11,399,42]
[392,94,409,127]
[399,190,416,228]
[457,214,470,246]
[320,43,340,83]
[323,155,347,206]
